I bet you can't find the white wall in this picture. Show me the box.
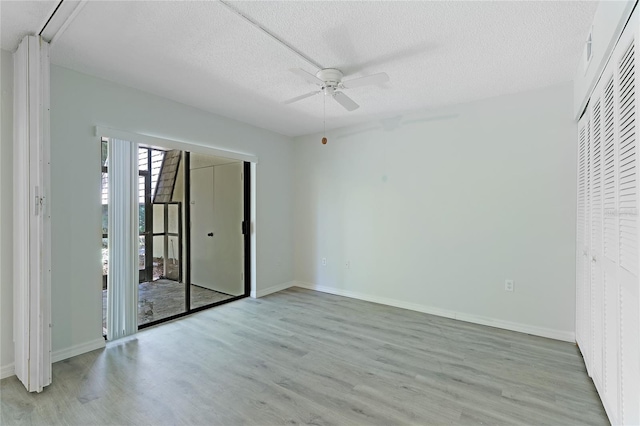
[0,64,295,373]
[294,82,577,341]
[1,49,14,376]
[0,56,579,375]
[574,0,635,118]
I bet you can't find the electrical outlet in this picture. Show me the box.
[505,279,514,292]
[345,260,350,269]
[322,257,327,266]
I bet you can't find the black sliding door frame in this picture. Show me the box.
[243,161,251,296]
[138,154,251,329]
[141,146,153,283]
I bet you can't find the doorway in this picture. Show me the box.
[102,140,251,335]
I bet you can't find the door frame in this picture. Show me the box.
[97,126,258,331]
[182,153,251,309]
[137,152,252,329]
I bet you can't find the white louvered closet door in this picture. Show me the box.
[590,94,604,388]
[576,10,640,425]
[601,74,620,416]
[585,115,592,372]
[577,114,588,353]
[615,26,640,426]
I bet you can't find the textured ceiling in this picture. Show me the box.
[3,1,598,137]
[0,0,58,51]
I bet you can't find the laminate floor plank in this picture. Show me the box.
[1,287,607,425]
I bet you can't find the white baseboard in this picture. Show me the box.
[1,362,15,380]
[295,281,575,343]
[52,338,106,363]
[251,281,295,298]
[0,337,105,380]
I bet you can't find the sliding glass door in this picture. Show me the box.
[102,140,251,336]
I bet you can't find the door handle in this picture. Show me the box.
[207,232,214,237]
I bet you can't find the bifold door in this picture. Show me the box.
[576,10,640,425]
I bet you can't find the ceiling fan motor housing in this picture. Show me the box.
[316,68,344,91]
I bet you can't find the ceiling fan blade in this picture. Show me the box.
[333,91,359,111]
[283,91,320,105]
[290,68,324,86]
[342,72,389,89]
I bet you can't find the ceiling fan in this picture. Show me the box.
[284,68,389,111]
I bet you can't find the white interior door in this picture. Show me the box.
[211,162,244,296]
[190,166,215,289]
[190,162,244,296]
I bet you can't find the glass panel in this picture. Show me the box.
[101,171,109,233]
[168,204,179,234]
[150,150,165,198]
[102,288,107,333]
[101,140,108,167]
[191,284,235,309]
[138,279,186,326]
[166,236,180,281]
[139,175,147,234]
[138,147,148,171]
[101,140,108,335]
[151,149,164,169]
[138,234,185,326]
[152,235,165,280]
[139,204,145,234]
[138,175,145,204]
[153,204,165,234]
[102,237,109,278]
[102,205,108,235]
[102,237,108,332]
[139,235,146,271]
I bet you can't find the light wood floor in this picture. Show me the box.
[1,287,608,425]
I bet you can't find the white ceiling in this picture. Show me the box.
[2,1,598,137]
[0,0,57,50]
